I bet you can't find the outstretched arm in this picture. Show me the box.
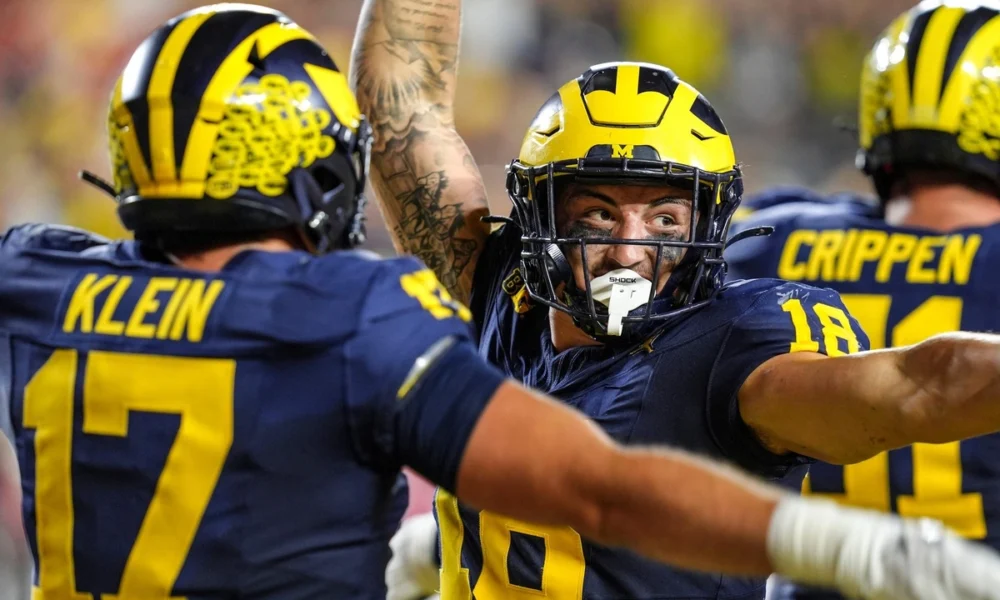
[350,0,490,303]
[455,378,1000,599]
[459,379,778,575]
[373,304,1000,596]
[740,332,1000,464]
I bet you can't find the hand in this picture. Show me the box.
[386,512,440,600]
[869,518,1000,600]
[768,497,1000,600]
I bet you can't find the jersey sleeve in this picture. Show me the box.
[344,257,505,491]
[468,224,523,332]
[706,281,871,476]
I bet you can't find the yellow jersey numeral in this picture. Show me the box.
[803,294,986,539]
[437,490,586,599]
[24,350,235,598]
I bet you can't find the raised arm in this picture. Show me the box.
[350,0,490,303]
[739,332,1000,464]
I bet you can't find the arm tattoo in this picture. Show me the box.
[392,171,478,292]
[351,38,454,132]
[369,123,485,295]
[382,0,458,39]
[352,0,489,302]
[352,0,459,133]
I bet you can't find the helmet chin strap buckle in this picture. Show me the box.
[307,212,333,254]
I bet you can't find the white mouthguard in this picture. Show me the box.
[589,268,653,336]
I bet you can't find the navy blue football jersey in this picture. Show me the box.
[0,224,503,600]
[728,187,1000,599]
[434,225,870,600]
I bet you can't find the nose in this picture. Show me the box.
[605,216,647,269]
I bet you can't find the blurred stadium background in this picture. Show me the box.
[0,0,918,592]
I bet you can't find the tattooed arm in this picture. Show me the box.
[351,0,490,304]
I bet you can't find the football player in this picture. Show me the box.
[351,0,1000,599]
[4,4,987,600]
[726,1,1000,599]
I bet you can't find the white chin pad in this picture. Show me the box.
[589,268,653,336]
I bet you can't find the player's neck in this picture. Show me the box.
[171,238,298,272]
[549,308,603,351]
[886,184,1000,231]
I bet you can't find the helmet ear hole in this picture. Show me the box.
[543,243,572,288]
[291,147,368,253]
[288,168,324,216]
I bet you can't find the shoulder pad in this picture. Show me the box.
[741,186,830,212]
[718,276,787,295]
[0,223,109,256]
[714,277,801,308]
[718,277,846,313]
[359,256,469,324]
[298,252,446,322]
[296,248,392,289]
[741,187,877,217]
[725,278,869,353]
[733,190,876,233]
[206,249,396,348]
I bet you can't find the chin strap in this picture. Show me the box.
[481,215,573,291]
[481,215,517,227]
[725,225,773,248]
[543,242,573,287]
[79,170,117,200]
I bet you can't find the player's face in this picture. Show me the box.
[555,182,694,294]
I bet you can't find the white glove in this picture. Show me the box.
[767,496,1000,600]
[387,512,441,600]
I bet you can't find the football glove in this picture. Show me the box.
[387,512,440,600]
[768,496,1000,600]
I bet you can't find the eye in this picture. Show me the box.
[653,215,676,227]
[585,208,613,222]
